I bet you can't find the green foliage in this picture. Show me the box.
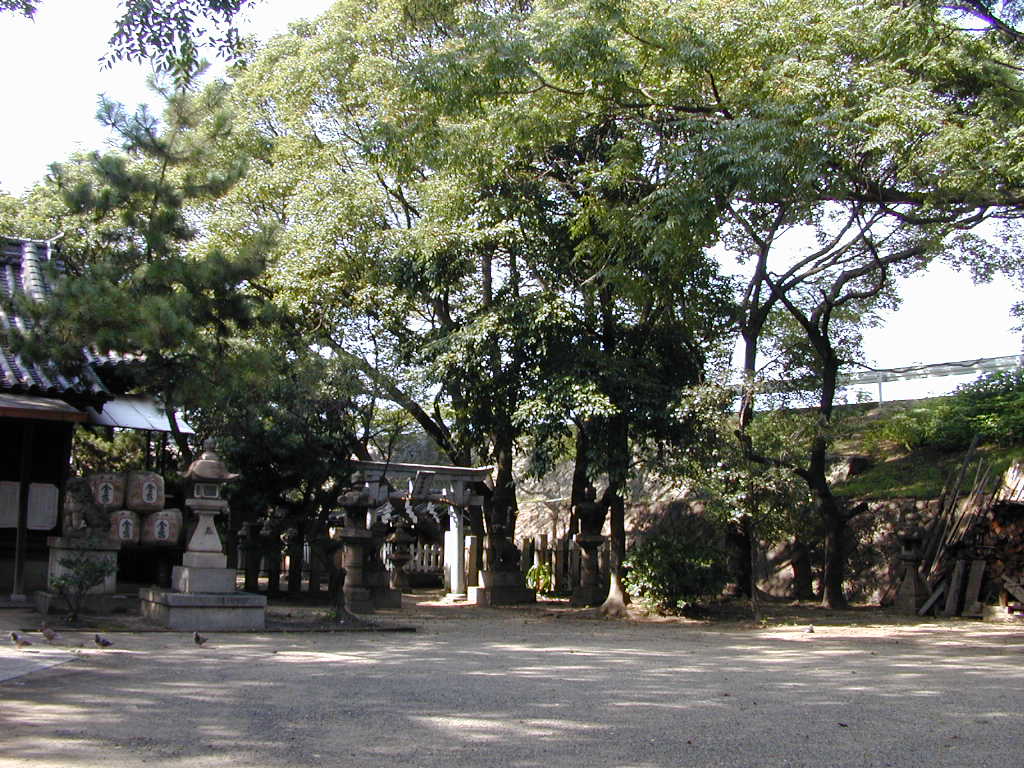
[864,371,1024,454]
[666,385,815,546]
[862,405,958,453]
[623,514,731,613]
[836,442,1022,499]
[526,562,554,594]
[50,554,118,623]
[71,427,150,476]
[949,369,1024,445]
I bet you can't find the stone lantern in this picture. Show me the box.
[173,445,239,592]
[895,528,929,614]
[139,443,266,630]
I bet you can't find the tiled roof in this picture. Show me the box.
[0,235,118,404]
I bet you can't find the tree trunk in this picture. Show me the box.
[818,491,848,608]
[287,523,304,594]
[790,536,814,600]
[726,516,753,598]
[600,417,629,618]
[490,430,518,535]
[600,486,628,617]
[810,345,848,609]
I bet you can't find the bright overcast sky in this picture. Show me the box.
[0,0,1020,400]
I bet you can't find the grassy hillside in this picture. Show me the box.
[829,398,1023,500]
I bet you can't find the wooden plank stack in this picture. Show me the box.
[915,450,1024,618]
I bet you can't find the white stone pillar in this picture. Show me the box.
[444,506,466,599]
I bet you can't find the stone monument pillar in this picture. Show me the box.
[139,445,266,630]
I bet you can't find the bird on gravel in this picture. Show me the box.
[804,624,815,634]
[40,623,62,645]
[193,631,208,647]
[9,631,32,649]
[94,633,113,649]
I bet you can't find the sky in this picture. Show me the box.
[0,0,1020,402]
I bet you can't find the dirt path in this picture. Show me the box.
[2,597,1022,767]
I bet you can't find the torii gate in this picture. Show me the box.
[349,460,492,599]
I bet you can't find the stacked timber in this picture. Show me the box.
[915,455,1024,619]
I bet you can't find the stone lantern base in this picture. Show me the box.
[468,570,536,606]
[139,588,267,631]
[139,505,267,631]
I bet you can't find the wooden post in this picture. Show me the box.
[962,559,987,617]
[309,540,322,594]
[266,540,282,594]
[287,525,304,593]
[11,422,35,601]
[942,559,968,617]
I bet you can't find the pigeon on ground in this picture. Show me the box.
[40,623,62,644]
[804,624,815,634]
[9,631,32,649]
[193,631,208,646]
[94,633,113,648]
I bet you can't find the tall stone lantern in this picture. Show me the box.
[140,443,267,631]
[172,446,240,593]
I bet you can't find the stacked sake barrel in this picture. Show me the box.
[84,472,183,546]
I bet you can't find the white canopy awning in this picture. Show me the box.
[86,396,195,434]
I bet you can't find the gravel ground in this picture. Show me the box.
[2,597,1023,768]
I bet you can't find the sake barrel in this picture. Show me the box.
[110,509,141,544]
[141,508,183,545]
[126,471,165,512]
[89,473,125,510]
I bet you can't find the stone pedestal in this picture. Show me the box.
[366,521,400,609]
[340,527,375,613]
[34,535,123,615]
[894,564,929,614]
[139,588,266,631]
[469,531,535,606]
[467,569,536,606]
[571,534,605,607]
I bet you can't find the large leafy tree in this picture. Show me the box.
[209,1,736,616]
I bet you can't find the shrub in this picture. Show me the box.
[949,369,1024,445]
[864,403,970,453]
[623,513,730,613]
[526,562,554,594]
[864,370,1024,454]
[50,553,117,623]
